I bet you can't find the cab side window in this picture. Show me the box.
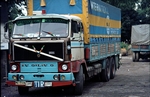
[71,21,83,37]
[71,21,78,34]
[77,22,83,33]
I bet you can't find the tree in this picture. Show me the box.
[121,9,140,43]
[136,0,150,24]
[102,0,138,9]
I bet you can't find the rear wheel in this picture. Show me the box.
[101,59,110,82]
[74,65,84,95]
[96,73,101,82]
[110,57,116,79]
[18,86,29,95]
[132,52,136,62]
[135,52,139,61]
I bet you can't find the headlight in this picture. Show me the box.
[67,45,71,50]
[12,75,17,80]
[62,64,68,70]
[11,65,17,71]
[53,75,58,80]
[61,75,66,80]
[20,75,24,80]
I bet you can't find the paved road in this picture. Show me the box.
[1,55,150,97]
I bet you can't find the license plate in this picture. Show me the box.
[15,81,26,85]
[34,81,44,87]
[25,82,32,86]
[45,82,52,87]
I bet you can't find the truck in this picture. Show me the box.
[5,0,121,95]
[131,24,150,62]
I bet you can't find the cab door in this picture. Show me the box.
[70,21,84,61]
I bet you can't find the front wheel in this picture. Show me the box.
[18,86,29,95]
[74,65,84,95]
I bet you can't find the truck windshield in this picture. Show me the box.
[12,18,69,38]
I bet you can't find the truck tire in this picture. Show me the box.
[135,52,139,61]
[132,52,136,62]
[18,86,29,95]
[96,73,101,82]
[101,59,110,82]
[74,65,84,95]
[110,57,116,79]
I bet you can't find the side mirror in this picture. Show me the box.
[4,23,8,32]
[77,26,80,32]
[4,23,9,39]
[77,23,83,32]
[3,20,13,39]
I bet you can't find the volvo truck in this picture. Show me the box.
[5,0,121,95]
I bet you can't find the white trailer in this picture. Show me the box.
[131,24,150,61]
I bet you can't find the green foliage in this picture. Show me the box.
[8,22,14,35]
[121,9,140,43]
[101,0,138,10]
[120,42,129,50]
[137,0,150,24]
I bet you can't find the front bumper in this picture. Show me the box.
[6,80,75,87]
[7,72,75,87]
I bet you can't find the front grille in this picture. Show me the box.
[12,42,64,61]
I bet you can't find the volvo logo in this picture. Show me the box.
[24,45,28,47]
[49,51,55,54]
[22,64,54,67]
[31,64,47,67]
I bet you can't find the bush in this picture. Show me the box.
[120,42,129,50]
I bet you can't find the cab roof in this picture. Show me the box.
[14,14,82,22]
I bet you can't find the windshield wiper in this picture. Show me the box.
[42,30,54,36]
[13,34,24,36]
[13,34,34,39]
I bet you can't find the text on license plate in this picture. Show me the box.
[15,81,25,85]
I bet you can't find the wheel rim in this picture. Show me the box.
[107,61,110,79]
[132,52,136,61]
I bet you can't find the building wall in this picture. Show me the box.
[1,1,9,82]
